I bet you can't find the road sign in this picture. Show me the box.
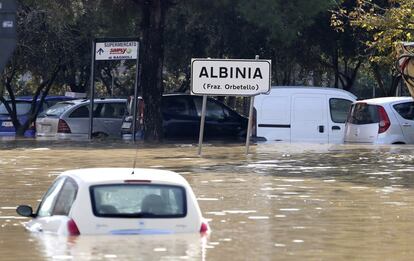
[191,58,271,96]
[0,0,16,72]
[95,41,139,61]
[89,38,140,141]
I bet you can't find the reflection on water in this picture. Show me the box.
[30,233,207,260]
[1,140,414,260]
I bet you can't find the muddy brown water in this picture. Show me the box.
[1,140,414,260]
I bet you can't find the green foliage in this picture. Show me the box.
[237,0,333,43]
[335,0,414,64]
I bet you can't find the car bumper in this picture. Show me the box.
[0,130,35,138]
[36,133,89,140]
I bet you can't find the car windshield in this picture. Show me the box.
[42,102,75,117]
[90,184,186,218]
[0,101,32,116]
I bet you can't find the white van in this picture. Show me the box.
[254,86,357,143]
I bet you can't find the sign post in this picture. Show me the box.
[197,95,207,155]
[0,0,16,73]
[191,58,271,155]
[89,38,139,140]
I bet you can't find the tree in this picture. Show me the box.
[131,0,173,142]
[333,0,414,95]
[304,9,366,91]
[0,1,78,136]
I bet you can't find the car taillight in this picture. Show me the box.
[58,119,71,133]
[377,105,390,134]
[200,222,209,234]
[67,219,80,236]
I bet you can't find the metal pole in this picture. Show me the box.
[132,53,140,142]
[111,69,115,97]
[245,96,255,155]
[88,40,96,140]
[198,95,207,156]
[245,55,260,155]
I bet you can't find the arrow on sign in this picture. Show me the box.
[97,48,104,55]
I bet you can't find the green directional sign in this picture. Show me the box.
[0,0,17,72]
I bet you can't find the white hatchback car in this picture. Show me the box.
[16,168,209,235]
[344,97,414,144]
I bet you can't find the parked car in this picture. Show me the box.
[344,97,414,144]
[121,94,248,140]
[253,86,357,143]
[0,96,76,137]
[36,98,127,139]
[16,168,210,235]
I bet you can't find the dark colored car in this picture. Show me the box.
[121,94,248,140]
[0,96,76,137]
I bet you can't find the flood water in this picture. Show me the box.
[1,140,414,260]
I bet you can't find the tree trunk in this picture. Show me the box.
[370,63,386,97]
[333,47,339,88]
[140,0,168,142]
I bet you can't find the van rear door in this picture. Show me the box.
[291,95,328,142]
[255,95,291,142]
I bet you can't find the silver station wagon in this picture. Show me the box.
[36,98,127,139]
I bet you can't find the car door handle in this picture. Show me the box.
[318,125,324,133]
[332,126,341,130]
[402,123,412,127]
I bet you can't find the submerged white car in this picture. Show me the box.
[344,97,414,144]
[16,168,209,235]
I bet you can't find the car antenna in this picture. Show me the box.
[131,143,139,175]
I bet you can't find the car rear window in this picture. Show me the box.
[42,102,76,117]
[347,103,379,124]
[90,184,187,218]
[393,102,414,120]
[0,101,32,115]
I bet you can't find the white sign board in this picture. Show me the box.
[95,41,139,61]
[191,59,271,96]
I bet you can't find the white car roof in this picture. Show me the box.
[60,168,188,187]
[357,96,414,105]
[268,86,357,99]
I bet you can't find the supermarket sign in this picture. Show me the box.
[95,40,138,60]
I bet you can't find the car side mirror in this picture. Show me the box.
[16,205,35,217]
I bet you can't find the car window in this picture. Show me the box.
[42,102,75,117]
[90,184,187,218]
[69,103,100,118]
[52,178,78,216]
[206,100,226,120]
[97,103,126,118]
[347,103,379,124]
[330,98,353,123]
[37,177,66,217]
[162,97,191,116]
[393,102,414,120]
[194,98,226,120]
[0,101,32,116]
